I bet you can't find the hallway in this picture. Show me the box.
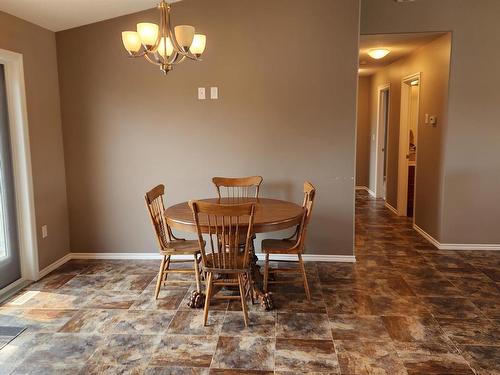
[350,190,500,374]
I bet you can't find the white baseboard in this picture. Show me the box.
[413,224,440,249]
[38,253,72,279]
[71,252,164,260]
[355,186,376,198]
[413,224,500,251]
[384,201,398,216]
[71,252,356,263]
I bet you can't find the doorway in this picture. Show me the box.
[376,85,390,200]
[0,64,21,290]
[397,73,420,217]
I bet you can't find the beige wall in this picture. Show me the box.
[56,0,360,256]
[356,76,371,188]
[367,34,451,239]
[0,11,70,270]
[362,0,500,244]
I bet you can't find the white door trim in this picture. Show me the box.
[374,83,390,199]
[0,48,38,287]
[397,72,421,217]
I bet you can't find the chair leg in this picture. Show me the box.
[162,255,171,285]
[238,274,249,327]
[263,253,270,293]
[203,272,213,326]
[247,272,255,305]
[298,253,311,301]
[154,255,166,299]
[193,254,202,293]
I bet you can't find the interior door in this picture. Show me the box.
[0,64,21,290]
[381,89,389,199]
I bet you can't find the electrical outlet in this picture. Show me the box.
[198,87,206,100]
[42,225,48,239]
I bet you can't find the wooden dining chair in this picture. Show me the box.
[262,181,316,301]
[145,185,203,305]
[212,176,263,199]
[190,200,256,327]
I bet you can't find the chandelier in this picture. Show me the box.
[121,0,206,75]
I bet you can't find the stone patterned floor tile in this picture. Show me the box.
[369,295,429,316]
[25,273,76,291]
[106,310,175,334]
[323,290,375,316]
[0,191,497,373]
[330,314,391,341]
[335,340,407,375]
[146,367,209,375]
[422,296,484,319]
[167,310,225,336]
[59,309,120,333]
[149,334,218,368]
[211,336,274,371]
[221,311,275,337]
[89,333,161,367]
[209,370,272,375]
[458,345,500,375]
[85,290,142,309]
[131,287,190,311]
[0,308,77,333]
[16,333,103,369]
[275,338,339,373]
[276,312,331,339]
[382,314,449,344]
[436,318,500,345]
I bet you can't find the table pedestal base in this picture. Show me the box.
[187,290,205,308]
[249,253,274,311]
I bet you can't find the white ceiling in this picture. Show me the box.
[359,32,446,76]
[0,0,179,32]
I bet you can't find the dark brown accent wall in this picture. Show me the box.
[56,0,360,255]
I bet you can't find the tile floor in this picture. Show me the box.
[0,191,498,374]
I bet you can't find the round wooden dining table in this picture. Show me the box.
[164,197,304,310]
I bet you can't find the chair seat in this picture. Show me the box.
[162,240,201,255]
[261,239,298,254]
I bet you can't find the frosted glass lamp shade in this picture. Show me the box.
[157,37,174,57]
[190,34,206,55]
[174,25,195,48]
[122,31,142,53]
[368,48,390,59]
[137,23,159,47]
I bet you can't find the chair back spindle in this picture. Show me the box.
[190,201,255,271]
[212,176,263,199]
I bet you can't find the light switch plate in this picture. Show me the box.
[210,87,219,100]
[42,225,48,239]
[198,87,206,100]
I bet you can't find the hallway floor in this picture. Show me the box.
[0,191,498,374]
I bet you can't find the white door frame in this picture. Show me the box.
[374,83,390,199]
[397,72,421,217]
[0,48,38,294]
